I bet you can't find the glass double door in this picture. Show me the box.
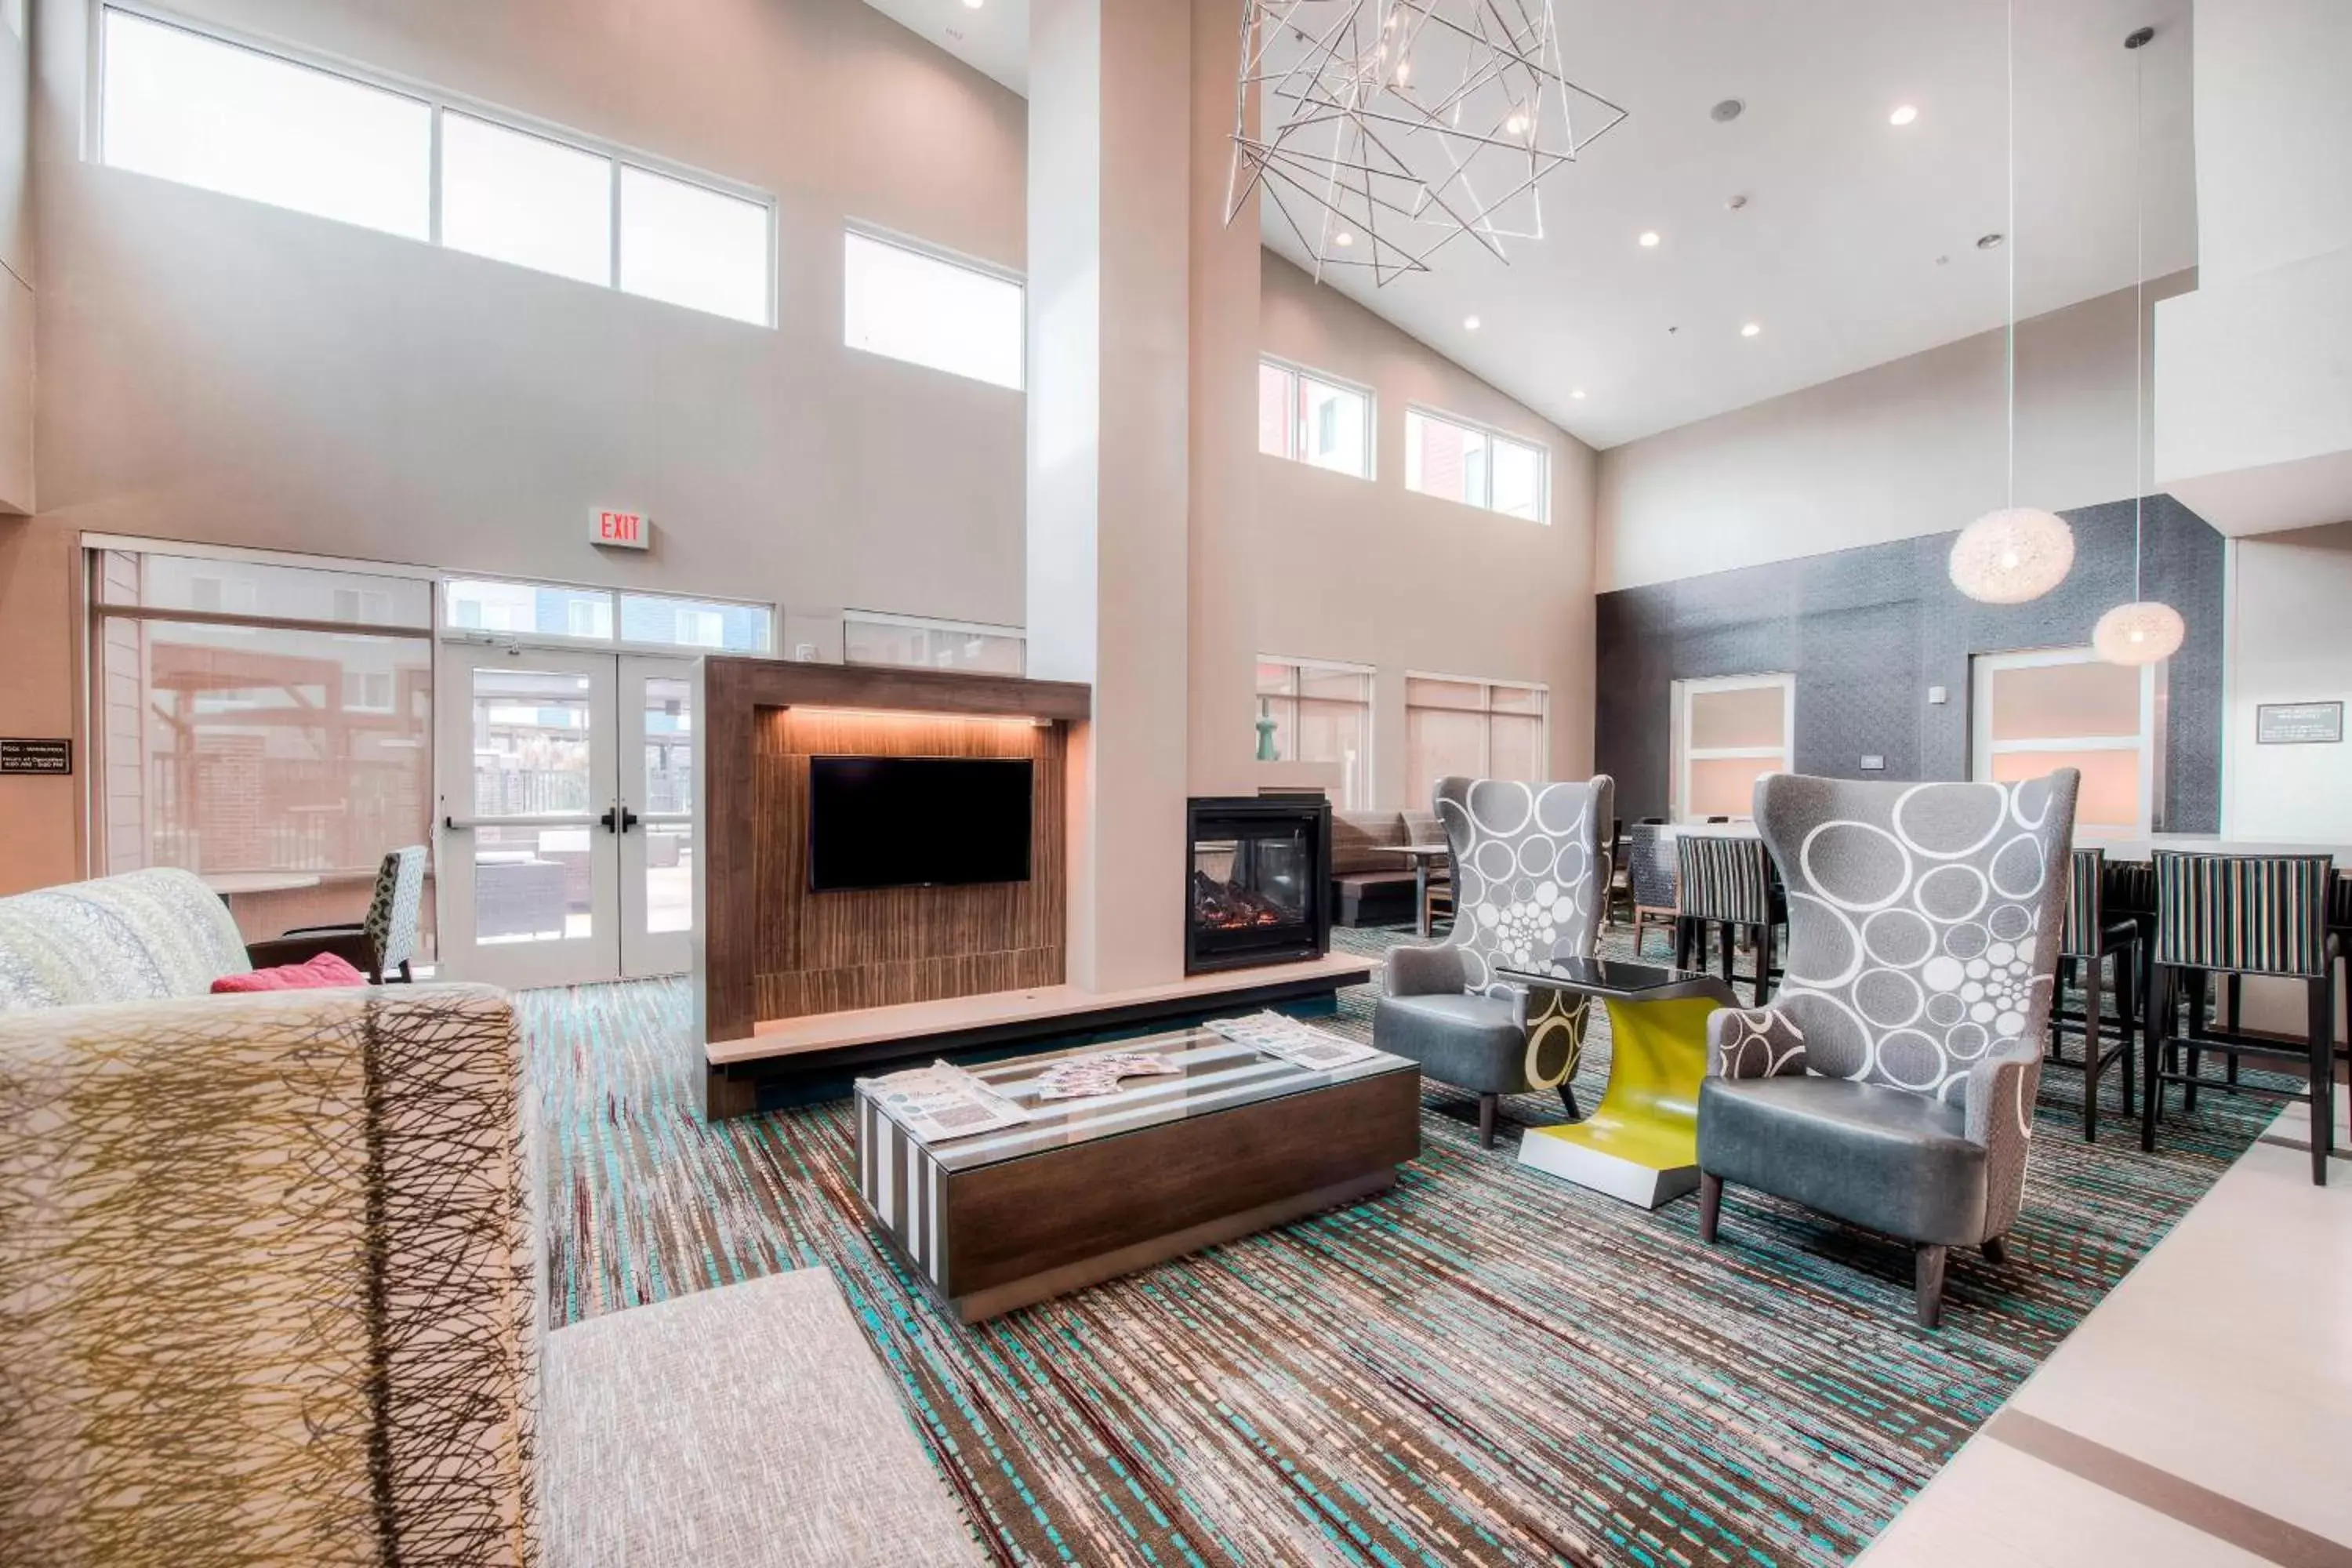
[436,647,695,987]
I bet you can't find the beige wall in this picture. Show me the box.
[0,0,31,512]
[5,0,1030,895]
[1255,252,1598,812]
[1596,274,2194,593]
[2223,523,2352,840]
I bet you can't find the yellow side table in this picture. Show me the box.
[1498,957,1740,1209]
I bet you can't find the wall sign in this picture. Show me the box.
[2256,701,2343,745]
[591,509,650,550]
[0,738,72,775]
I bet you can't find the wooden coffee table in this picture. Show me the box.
[855,1028,1421,1323]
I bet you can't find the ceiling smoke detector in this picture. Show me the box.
[1711,98,1744,122]
[1976,232,2005,249]
[1725,193,1749,212]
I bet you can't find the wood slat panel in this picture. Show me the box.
[699,657,1089,1043]
[746,709,1065,1022]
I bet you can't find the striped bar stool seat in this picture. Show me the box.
[2048,848,2139,1143]
[1627,821,1679,960]
[2143,851,2340,1186]
[1673,831,1783,1006]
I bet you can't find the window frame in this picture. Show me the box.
[1258,356,1374,481]
[84,541,440,892]
[1403,672,1550,803]
[842,608,1027,675]
[439,574,779,657]
[841,222,1027,390]
[1403,405,1548,522]
[1255,654,1375,810]
[1969,644,2162,836]
[91,1,779,327]
[1670,672,1795,823]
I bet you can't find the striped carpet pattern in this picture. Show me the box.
[524,929,2278,1566]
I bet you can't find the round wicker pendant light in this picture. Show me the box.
[1952,0,2073,606]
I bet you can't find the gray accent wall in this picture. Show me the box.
[1595,494,2225,829]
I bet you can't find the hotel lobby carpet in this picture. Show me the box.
[522,935,2281,1567]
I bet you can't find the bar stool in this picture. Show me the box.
[2047,848,2138,1142]
[1674,832,1783,1005]
[1627,822,1679,959]
[2143,851,2339,1186]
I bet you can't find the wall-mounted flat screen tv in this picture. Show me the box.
[807,755,1034,892]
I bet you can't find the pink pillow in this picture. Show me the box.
[212,953,369,993]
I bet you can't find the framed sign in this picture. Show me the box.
[2256,701,2343,745]
[0,738,72,775]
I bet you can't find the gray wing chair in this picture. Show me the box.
[1374,775,1614,1146]
[1696,770,2080,1329]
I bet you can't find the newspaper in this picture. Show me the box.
[860,1060,1030,1144]
[1033,1052,1181,1102]
[1207,1011,1378,1071]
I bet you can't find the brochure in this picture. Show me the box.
[861,1060,1030,1144]
[1033,1052,1181,1102]
[1207,1011,1378,1070]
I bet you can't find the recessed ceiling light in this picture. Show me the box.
[1464,315,1481,331]
[1889,103,1918,126]
[1976,232,2005,249]
[1638,230,1661,248]
[962,0,984,9]
[1571,388,1587,400]
[1740,321,1762,337]
[1711,98,1744,122]
[1334,230,1354,247]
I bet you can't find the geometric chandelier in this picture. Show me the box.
[1227,0,1627,285]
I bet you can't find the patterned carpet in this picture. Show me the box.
[522,929,2279,1567]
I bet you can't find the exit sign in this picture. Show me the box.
[592,509,650,550]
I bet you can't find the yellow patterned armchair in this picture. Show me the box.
[0,982,541,1566]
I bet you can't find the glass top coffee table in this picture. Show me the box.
[1494,957,1740,1210]
[855,1026,1421,1323]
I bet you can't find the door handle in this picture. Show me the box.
[599,805,642,833]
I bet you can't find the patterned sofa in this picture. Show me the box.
[0,869,542,1566]
[0,869,980,1566]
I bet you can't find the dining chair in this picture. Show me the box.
[2046,847,2139,1142]
[1674,831,1783,1006]
[2142,851,2339,1185]
[1627,822,1679,960]
[247,846,427,984]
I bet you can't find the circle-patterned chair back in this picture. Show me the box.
[1432,776,1616,993]
[1754,772,2081,1103]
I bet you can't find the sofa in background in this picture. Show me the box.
[1330,808,1452,927]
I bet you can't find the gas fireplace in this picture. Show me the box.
[1185,795,1332,975]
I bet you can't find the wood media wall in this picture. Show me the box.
[697,657,1092,1047]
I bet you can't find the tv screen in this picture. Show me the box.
[807,755,1034,892]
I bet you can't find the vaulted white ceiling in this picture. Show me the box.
[859,0,2197,450]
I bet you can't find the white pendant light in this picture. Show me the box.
[1951,0,2072,604]
[2096,24,2184,666]
[2094,599,2184,664]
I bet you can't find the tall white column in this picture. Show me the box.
[1187,0,1262,797]
[1027,0,1193,990]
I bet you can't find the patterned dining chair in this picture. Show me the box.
[1697,771,2080,1328]
[1627,822,1679,959]
[1375,776,1614,1146]
[1674,832,1782,1005]
[2143,851,2339,1186]
[249,846,427,983]
[2047,848,2140,1142]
